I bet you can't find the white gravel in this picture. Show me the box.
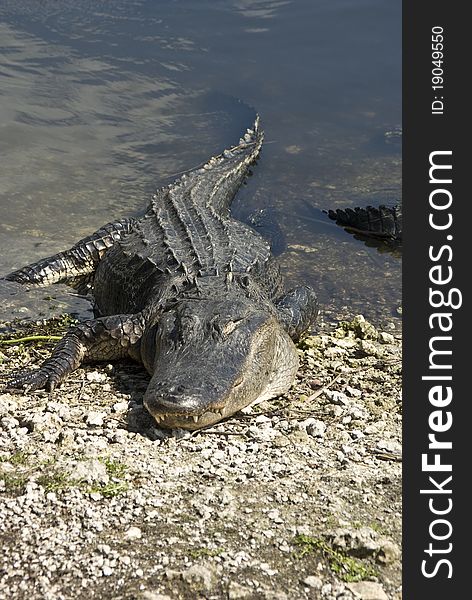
[0,314,402,599]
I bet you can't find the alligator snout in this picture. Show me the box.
[143,386,227,429]
[142,376,226,427]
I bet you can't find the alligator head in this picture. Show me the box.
[142,295,299,430]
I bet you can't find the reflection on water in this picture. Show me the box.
[234,0,293,21]
[0,0,401,326]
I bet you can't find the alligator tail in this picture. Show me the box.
[327,204,402,241]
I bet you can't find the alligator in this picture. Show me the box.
[327,204,402,250]
[3,117,319,430]
[327,204,402,242]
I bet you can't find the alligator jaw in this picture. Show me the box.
[151,407,227,431]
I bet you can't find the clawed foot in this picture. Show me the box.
[5,367,61,393]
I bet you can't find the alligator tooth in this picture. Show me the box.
[192,416,199,423]
[244,133,252,142]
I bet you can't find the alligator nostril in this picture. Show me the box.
[162,384,187,396]
[159,394,180,407]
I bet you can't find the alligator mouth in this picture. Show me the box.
[151,408,226,429]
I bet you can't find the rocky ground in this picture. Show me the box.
[0,313,402,600]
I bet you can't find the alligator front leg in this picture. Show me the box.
[4,217,135,287]
[6,313,145,392]
[275,286,319,341]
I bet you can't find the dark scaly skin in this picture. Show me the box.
[328,205,402,243]
[6,218,135,287]
[3,117,319,429]
[274,286,318,340]
[8,314,146,392]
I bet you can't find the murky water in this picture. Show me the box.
[0,0,401,326]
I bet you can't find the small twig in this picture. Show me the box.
[283,409,324,419]
[367,447,403,462]
[305,372,344,403]
[0,335,62,345]
[301,361,386,404]
[183,420,250,439]
[77,376,87,402]
[30,347,48,360]
[192,428,246,436]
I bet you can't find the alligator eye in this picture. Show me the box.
[222,319,243,337]
[233,375,244,388]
